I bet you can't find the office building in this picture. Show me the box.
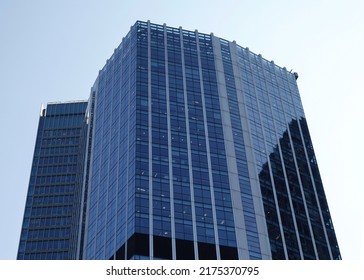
[17,102,88,260]
[18,20,341,260]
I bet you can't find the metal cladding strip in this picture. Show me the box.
[164,23,177,260]
[103,42,115,260]
[211,34,249,260]
[196,30,220,259]
[126,31,135,259]
[229,42,272,260]
[220,40,260,259]
[147,20,154,259]
[78,90,96,259]
[180,26,199,259]
[91,70,105,259]
[113,48,122,259]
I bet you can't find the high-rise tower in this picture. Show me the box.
[18,21,340,260]
[17,101,88,260]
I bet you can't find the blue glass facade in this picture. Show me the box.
[235,46,340,259]
[83,26,137,260]
[82,21,340,260]
[17,101,88,260]
[18,21,340,260]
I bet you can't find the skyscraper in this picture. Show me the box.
[17,20,340,260]
[17,101,89,260]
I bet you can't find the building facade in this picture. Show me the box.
[18,21,341,260]
[17,101,88,260]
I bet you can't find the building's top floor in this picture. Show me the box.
[101,20,298,81]
[40,100,88,117]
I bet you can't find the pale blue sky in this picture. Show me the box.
[0,0,363,260]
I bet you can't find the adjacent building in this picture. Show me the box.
[17,20,341,260]
[17,101,88,260]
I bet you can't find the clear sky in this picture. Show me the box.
[0,0,363,260]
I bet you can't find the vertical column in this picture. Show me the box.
[211,35,249,259]
[147,20,154,259]
[180,27,199,259]
[78,91,96,259]
[229,42,272,260]
[196,31,220,259]
[164,24,177,260]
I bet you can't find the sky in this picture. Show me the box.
[0,0,363,260]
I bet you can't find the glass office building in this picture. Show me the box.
[18,21,340,260]
[17,101,88,260]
